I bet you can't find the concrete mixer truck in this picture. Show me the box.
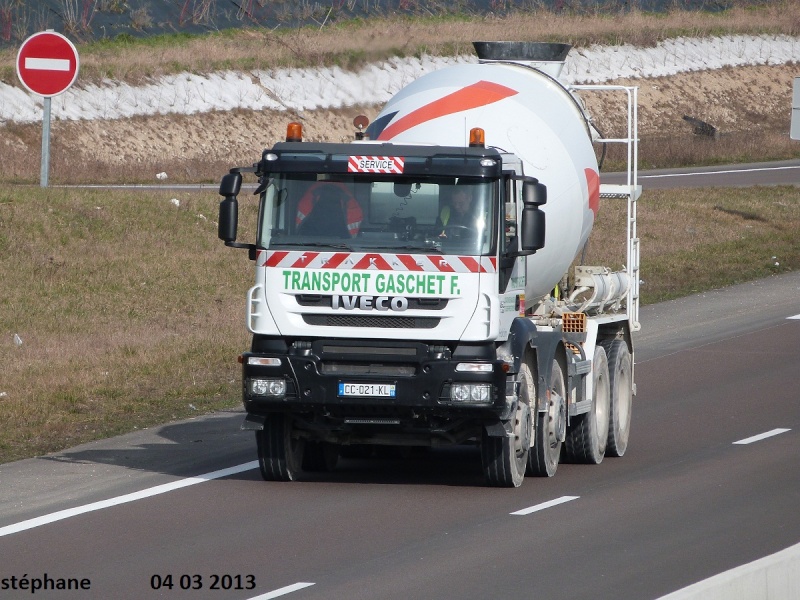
[217,42,642,487]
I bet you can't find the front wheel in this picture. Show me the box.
[255,414,304,481]
[481,360,533,488]
[302,441,339,472]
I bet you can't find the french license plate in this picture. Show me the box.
[338,382,396,397]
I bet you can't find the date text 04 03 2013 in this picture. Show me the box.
[150,574,256,591]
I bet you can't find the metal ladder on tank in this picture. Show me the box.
[569,84,642,332]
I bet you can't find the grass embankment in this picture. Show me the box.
[1,184,798,463]
[589,185,800,303]
[0,187,255,463]
[2,3,799,83]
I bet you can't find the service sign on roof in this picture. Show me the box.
[348,156,405,174]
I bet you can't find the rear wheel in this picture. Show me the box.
[255,414,304,481]
[482,359,533,488]
[564,345,610,464]
[600,339,633,457]
[529,358,566,477]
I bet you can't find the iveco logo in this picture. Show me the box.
[332,295,409,311]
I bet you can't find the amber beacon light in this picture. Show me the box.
[286,122,303,142]
[469,127,485,147]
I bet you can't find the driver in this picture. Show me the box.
[438,182,478,237]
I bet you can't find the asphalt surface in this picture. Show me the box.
[1,271,799,600]
[602,159,800,188]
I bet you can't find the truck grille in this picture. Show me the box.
[296,295,448,310]
[321,362,416,376]
[303,315,439,329]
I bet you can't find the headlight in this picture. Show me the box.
[248,378,287,397]
[450,383,492,403]
[248,357,282,366]
[455,362,493,373]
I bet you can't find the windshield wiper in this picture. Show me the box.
[273,241,353,250]
[384,244,444,254]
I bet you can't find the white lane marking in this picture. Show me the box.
[25,57,71,71]
[788,314,800,320]
[510,495,580,516]
[249,582,315,599]
[733,428,791,445]
[640,165,800,179]
[0,460,258,538]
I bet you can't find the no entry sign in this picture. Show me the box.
[16,31,80,187]
[16,31,80,97]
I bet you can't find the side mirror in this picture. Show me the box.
[219,172,242,196]
[520,179,546,253]
[218,172,242,244]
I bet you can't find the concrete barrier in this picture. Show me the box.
[658,542,800,600]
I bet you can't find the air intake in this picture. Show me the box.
[472,41,571,78]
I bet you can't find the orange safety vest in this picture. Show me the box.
[295,182,363,236]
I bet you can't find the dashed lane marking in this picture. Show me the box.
[733,428,791,445]
[510,495,580,516]
[248,582,315,599]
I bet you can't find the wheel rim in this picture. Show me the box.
[515,401,531,463]
[607,342,633,457]
[547,364,566,459]
[515,366,533,469]
[616,361,632,435]
[519,365,535,458]
[595,365,610,446]
[550,393,566,450]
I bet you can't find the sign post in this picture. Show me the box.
[16,31,80,187]
[792,77,800,141]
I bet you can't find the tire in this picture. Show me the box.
[302,441,339,472]
[255,414,304,481]
[564,345,610,464]
[600,339,633,457]
[528,358,566,477]
[481,359,533,488]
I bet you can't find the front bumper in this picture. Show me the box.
[241,338,512,421]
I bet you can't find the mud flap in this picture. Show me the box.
[241,413,267,431]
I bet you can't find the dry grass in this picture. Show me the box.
[0,187,256,462]
[2,3,800,84]
[587,185,800,303]
[603,130,800,171]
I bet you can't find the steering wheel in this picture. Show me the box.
[442,224,474,239]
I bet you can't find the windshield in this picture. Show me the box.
[259,174,496,256]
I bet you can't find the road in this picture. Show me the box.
[1,271,798,600]
[602,159,800,188]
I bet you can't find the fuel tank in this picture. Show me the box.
[368,42,599,302]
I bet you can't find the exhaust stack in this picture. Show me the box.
[473,41,571,79]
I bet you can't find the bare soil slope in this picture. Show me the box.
[2,63,797,183]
